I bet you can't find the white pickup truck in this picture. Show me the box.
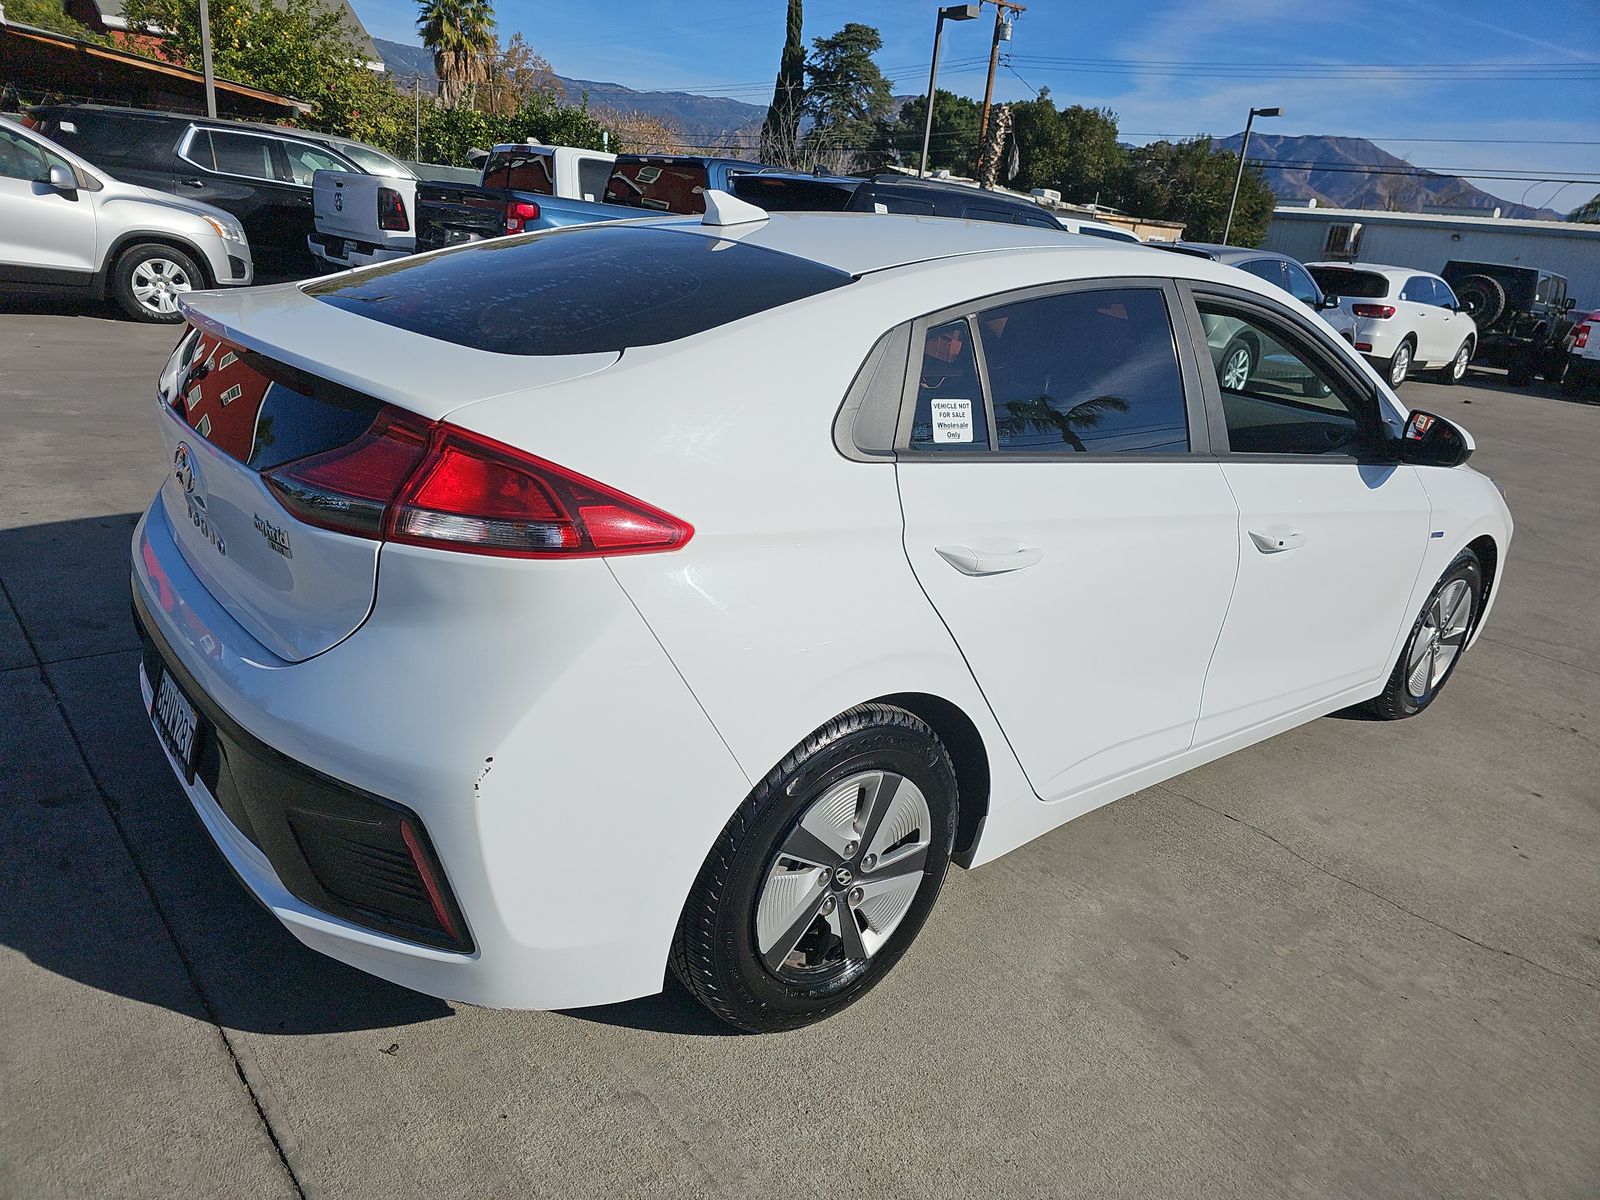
[308,160,422,272]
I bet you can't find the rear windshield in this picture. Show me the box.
[604,159,712,214]
[482,147,555,194]
[306,224,854,356]
[732,174,856,212]
[1307,267,1389,299]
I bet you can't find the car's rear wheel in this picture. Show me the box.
[1367,550,1482,720]
[112,244,202,323]
[1435,339,1472,385]
[1386,338,1413,388]
[670,704,957,1032]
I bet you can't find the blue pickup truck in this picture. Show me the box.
[416,152,780,251]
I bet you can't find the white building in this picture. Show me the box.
[1263,206,1600,310]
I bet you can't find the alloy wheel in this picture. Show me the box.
[1452,343,1470,381]
[130,257,193,316]
[755,769,932,982]
[1390,343,1411,386]
[1222,345,1252,390]
[1405,578,1474,699]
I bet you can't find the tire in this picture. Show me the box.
[671,704,958,1032]
[1366,550,1483,720]
[111,243,203,323]
[1385,338,1414,388]
[1454,274,1506,328]
[1435,339,1472,385]
[1219,338,1254,391]
[1507,352,1535,387]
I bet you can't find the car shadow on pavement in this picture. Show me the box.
[558,976,746,1037]
[2,514,454,1037]
[0,293,126,321]
[1456,368,1596,406]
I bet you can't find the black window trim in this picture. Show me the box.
[890,276,1214,462]
[1175,280,1400,466]
[177,124,355,188]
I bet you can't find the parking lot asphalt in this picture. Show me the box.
[1,299,1596,1200]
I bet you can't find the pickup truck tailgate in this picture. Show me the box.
[313,170,415,249]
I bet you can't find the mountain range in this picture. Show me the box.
[375,39,1556,219]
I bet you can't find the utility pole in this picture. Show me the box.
[197,0,217,118]
[413,76,421,162]
[974,0,1023,185]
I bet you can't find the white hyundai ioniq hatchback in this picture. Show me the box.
[133,200,1512,1031]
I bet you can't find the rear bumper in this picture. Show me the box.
[306,232,413,270]
[131,497,750,1009]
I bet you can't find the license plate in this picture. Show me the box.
[151,668,200,781]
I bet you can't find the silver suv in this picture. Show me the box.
[0,116,252,322]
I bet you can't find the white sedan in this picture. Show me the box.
[132,200,1512,1032]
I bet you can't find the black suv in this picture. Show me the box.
[1441,260,1576,385]
[732,171,1064,229]
[26,105,414,279]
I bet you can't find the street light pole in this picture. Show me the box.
[197,0,217,119]
[919,3,979,179]
[1222,104,1280,244]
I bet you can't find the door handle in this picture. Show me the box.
[179,178,205,188]
[1248,527,1306,554]
[935,542,1043,576]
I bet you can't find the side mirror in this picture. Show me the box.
[1562,297,1576,312]
[1320,294,1341,309]
[1399,410,1473,468]
[47,164,77,193]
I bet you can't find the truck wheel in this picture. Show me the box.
[1455,274,1506,328]
[111,243,202,323]
[1507,352,1535,387]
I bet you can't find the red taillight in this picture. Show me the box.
[504,200,541,234]
[1352,304,1395,319]
[1575,324,1591,349]
[1354,341,1373,352]
[377,186,410,232]
[263,408,692,558]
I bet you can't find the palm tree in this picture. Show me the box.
[417,0,497,107]
[996,394,1129,452]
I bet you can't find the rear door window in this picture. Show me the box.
[910,319,989,450]
[872,194,936,216]
[196,131,277,181]
[307,224,853,355]
[1240,258,1288,290]
[978,287,1190,454]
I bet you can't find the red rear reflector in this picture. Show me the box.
[1353,304,1395,319]
[1354,341,1373,352]
[399,818,461,941]
[264,409,692,558]
[504,200,541,234]
[1575,325,1590,349]
[378,186,410,232]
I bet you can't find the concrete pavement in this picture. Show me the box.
[1,301,1595,1199]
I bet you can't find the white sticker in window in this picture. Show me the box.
[930,398,974,443]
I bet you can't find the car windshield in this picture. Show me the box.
[306,224,854,356]
[338,143,415,179]
[1308,267,1389,299]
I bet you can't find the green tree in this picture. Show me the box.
[3,0,103,38]
[1008,94,1124,203]
[804,22,892,152]
[1568,193,1600,224]
[416,0,497,107]
[122,0,390,134]
[1112,137,1277,244]
[759,0,806,167]
[879,89,981,175]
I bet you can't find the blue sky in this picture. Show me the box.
[353,0,1600,213]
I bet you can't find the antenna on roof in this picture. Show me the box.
[701,189,768,228]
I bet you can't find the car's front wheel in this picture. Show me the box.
[1367,549,1483,719]
[671,704,957,1032]
[112,243,202,323]
[1436,339,1472,385]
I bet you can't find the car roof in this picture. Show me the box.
[29,103,371,151]
[649,209,1157,275]
[1179,242,1293,264]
